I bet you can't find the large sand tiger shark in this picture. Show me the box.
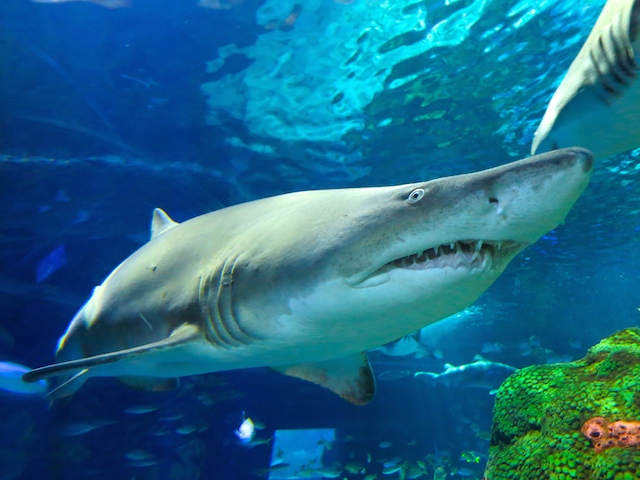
[532,0,640,159]
[23,148,593,405]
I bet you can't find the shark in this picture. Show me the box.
[532,0,640,159]
[414,354,517,392]
[22,148,593,405]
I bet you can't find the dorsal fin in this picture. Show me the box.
[151,208,179,240]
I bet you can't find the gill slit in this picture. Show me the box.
[199,256,253,349]
[591,11,639,103]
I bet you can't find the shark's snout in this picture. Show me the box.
[485,147,593,245]
[539,146,593,174]
[353,147,593,289]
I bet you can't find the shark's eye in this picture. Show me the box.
[406,188,425,204]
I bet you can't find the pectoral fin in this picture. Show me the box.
[271,353,376,406]
[47,368,90,400]
[22,323,200,384]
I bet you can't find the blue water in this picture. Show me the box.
[2,0,640,478]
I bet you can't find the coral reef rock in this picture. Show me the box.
[484,328,640,479]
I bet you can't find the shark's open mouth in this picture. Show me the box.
[389,240,524,272]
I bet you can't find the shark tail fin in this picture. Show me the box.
[272,352,376,406]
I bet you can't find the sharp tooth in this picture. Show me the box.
[449,243,455,250]
[455,242,462,253]
[476,240,483,251]
[497,242,502,251]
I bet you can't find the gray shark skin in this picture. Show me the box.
[414,354,517,391]
[532,0,640,159]
[23,148,593,405]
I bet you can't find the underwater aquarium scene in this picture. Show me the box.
[5,0,640,478]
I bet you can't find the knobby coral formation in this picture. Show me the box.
[483,328,640,479]
[582,417,640,453]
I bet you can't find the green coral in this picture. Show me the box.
[484,328,640,480]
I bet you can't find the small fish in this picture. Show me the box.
[460,451,482,463]
[407,463,427,479]
[72,210,90,224]
[345,462,366,474]
[0,326,15,349]
[480,341,503,354]
[568,338,582,350]
[125,449,153,461]
[197,0,243,9]
[431,349,444,359]
[31,0,130,8]
[369,334,437,359]
[311,465,342,478]
[376,369,411,381]
[129,459,158,468]
[161,413,184,421]
[0,362,47,395]
[175,424,197,435]
[59,419,114,436]
[317,437,333,450]
[55,190,70,202]
[197,393,215,406]
[455,467,475,477]
[242,436,272,448]
[433,466,447,480]
[382,463,404,475]
[528,335,541,348]
[235,412,255,444]
[378,441,392,449]
[36,245,66,283]
[124,405,159,415]
[364,475,377,480]
[252,419,267,430]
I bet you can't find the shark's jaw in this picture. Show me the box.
[350,239,525,288]
[386,239,524,272]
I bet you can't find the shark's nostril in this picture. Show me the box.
[488,197,499,204]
